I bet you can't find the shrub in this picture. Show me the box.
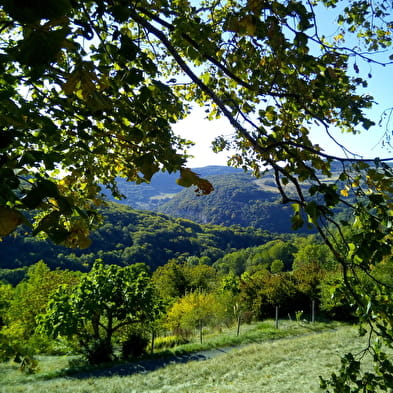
[153,335,189,350]
[121,333,149,360]
[84,339,113,365]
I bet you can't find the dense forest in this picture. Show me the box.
[0,202,279,284]
[158,173,299,232]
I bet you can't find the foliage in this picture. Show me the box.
[240,269,305,320]
[1,0,393,389]
[0,331,39,374]
[165,291,225,339]
[213,238,297,275]
[293,239,337,271]
[0,283,13,328]
[270,259,284,274]
[0,0,215,246]
[152,260,218,299]
[39,260,160,364]
[120,331,149,360]
[0,203,275,276]
[319,270,356,321]
[152,335,189,351]
[1,261,80,354]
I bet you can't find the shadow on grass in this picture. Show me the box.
[67,348,231,380]
[66,324,339,380]
[48,322,341,381]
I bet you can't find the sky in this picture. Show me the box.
[173,5,393,168]
[173,72,392,168]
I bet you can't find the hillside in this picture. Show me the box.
[157,172,300,233]
[104,166,313,233]
[102,166,242,210]
[1,165,343,282]
[0,203,277,283]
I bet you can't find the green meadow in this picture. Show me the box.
[0,323,371,393]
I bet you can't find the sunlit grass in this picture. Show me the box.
[0,323,371,393]
[166,319,341,355]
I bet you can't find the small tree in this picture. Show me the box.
[293,261,326,323]
[240,269,299,326]
[219,273,246,334]
[39,261,160,364]
[166,291,224,343]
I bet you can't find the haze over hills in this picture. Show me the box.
[103,165,313,233]
[102,166,243,210]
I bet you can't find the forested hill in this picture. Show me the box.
[105,166,312,233]
[102,165,242,210]
[157,172,298,233]
[0,203,278,284]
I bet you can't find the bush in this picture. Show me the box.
[153,335,189,350]
[84,340,113,365]
[241,311,254,324]
[121,333,149,360]
[0,334,39,374]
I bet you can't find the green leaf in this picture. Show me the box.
[119,35,140,61]
[305,201,319,225]
[11,29,68,68]
[1,0,71,23]
[22,179,59,208]
[291,212,304,230]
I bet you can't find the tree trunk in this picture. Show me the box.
[236,314,241,337]
[151,330,155,354]
[275,306,279,329]
[311,299,316,323]
[199,320,203,343]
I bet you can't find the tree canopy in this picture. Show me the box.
[38,260,159,363]
[1,0,393,390]
[1,0,390,245]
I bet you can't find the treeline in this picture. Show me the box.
[0,203,277,284]
[4,231,393,370]
[0,235,351,369]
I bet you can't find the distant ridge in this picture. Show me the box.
[103,166,314,233]
[102,166,243,210]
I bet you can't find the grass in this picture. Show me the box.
[0,321,371,393]
[164,319,340,355]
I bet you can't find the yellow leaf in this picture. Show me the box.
[334,33,344,42]
[0,206,24,236]
[176,168,214,195]
[340,188,349,197]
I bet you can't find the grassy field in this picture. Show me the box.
[0,322,371,393]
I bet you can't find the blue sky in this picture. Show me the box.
[174,64,392,168]
[174,2,392,168]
